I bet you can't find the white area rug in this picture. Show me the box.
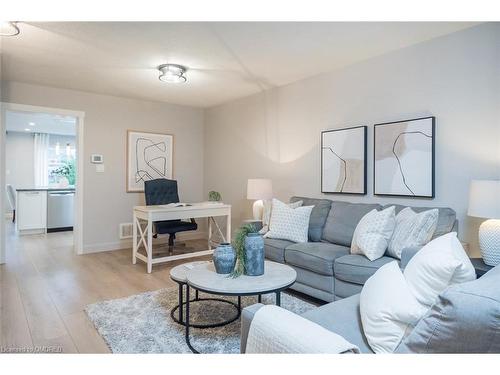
[85,287,315,353]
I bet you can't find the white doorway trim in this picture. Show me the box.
[0,102,85,263]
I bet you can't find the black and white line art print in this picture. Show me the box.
[374,117,435,198]
[321,126,367,195]
[127,130,173,192]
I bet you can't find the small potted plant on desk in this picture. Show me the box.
[208,191,222,202]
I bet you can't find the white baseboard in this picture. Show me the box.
[82,231,208,254]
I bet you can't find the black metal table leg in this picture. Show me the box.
[258,294,262,303]
[171,279,239,329]
[185,286,199,354]
[276,291,281,306]
[178,283,184,323]
[183,286,240,354]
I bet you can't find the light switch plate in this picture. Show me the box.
[96,164,105,173]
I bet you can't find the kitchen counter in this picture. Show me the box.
[16,187,75,192]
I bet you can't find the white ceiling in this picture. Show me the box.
[1,22,478,108]
[6,111,76,135]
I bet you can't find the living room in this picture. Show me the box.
[1,0,499,373]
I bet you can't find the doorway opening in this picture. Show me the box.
[1,103,85,264]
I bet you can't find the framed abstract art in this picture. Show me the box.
[374,116,435,198]
[127,130,174,192]
[321,126,367,195]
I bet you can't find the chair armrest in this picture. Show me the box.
[240,303,265,353]
[244,305,360,354]
[400,246,423,269]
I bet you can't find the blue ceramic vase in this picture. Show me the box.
[244,233,265,276]
[213,243,236,274]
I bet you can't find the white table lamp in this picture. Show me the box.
[247,179,273,220]
[468,180,500,266]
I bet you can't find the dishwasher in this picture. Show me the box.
[47,190,75,232]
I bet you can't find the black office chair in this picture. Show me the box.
[144,178,197,254]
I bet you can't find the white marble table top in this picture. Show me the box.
[186,261,297,295]
[169,261,211,283]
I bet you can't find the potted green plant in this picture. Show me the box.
[51,159,76,186]
[230,223,257,278]
[208,191,222,202]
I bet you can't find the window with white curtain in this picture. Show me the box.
[33,133,50,187]
[47,134,76,185]
[33,133,76,186]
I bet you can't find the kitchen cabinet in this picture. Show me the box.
[16,190,47,234]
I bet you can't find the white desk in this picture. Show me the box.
[132,203,231,273]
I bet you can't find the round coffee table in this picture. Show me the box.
[169,261,239,328]
[184,261,297,353]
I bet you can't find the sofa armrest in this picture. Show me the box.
[240,303,265,353]
[244,305,360,354]
[400,246,423,269]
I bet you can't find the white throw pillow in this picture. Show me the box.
[360,261,428,353]
[263,199,313,243]
[351,206,396,261]
[260,199,303,234]
[404,232,476,307]
[387,208,439,259]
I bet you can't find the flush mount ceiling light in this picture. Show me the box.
[158,64,187,83]
[0,21,20,37]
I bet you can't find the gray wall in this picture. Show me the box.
[204,23,500,256]
[1,82,205,252]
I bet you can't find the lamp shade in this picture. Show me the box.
[247,179,273,200]
[468,180,500,219]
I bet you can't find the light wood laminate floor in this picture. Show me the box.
[0,220,210,353]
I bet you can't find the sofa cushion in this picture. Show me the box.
[264,238,295,263]
[261,199,302,234]
[301,294,373,353]
[264,199,314,243]
[396,265,500,353]
[334,254,398,285]
[322,202,382,246]
[290,196,332,242]
[285,242,349,276]
[351,206,396,261]
[386,208,438,259]
[383,204,456,239]
[360,261,428,353]
[404,232,476,308]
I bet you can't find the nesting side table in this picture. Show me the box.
[169,261,240,328]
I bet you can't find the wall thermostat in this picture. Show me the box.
[91,154,104,164]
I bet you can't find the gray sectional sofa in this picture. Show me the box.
[241,264,500,353]
[264,196,458,302]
